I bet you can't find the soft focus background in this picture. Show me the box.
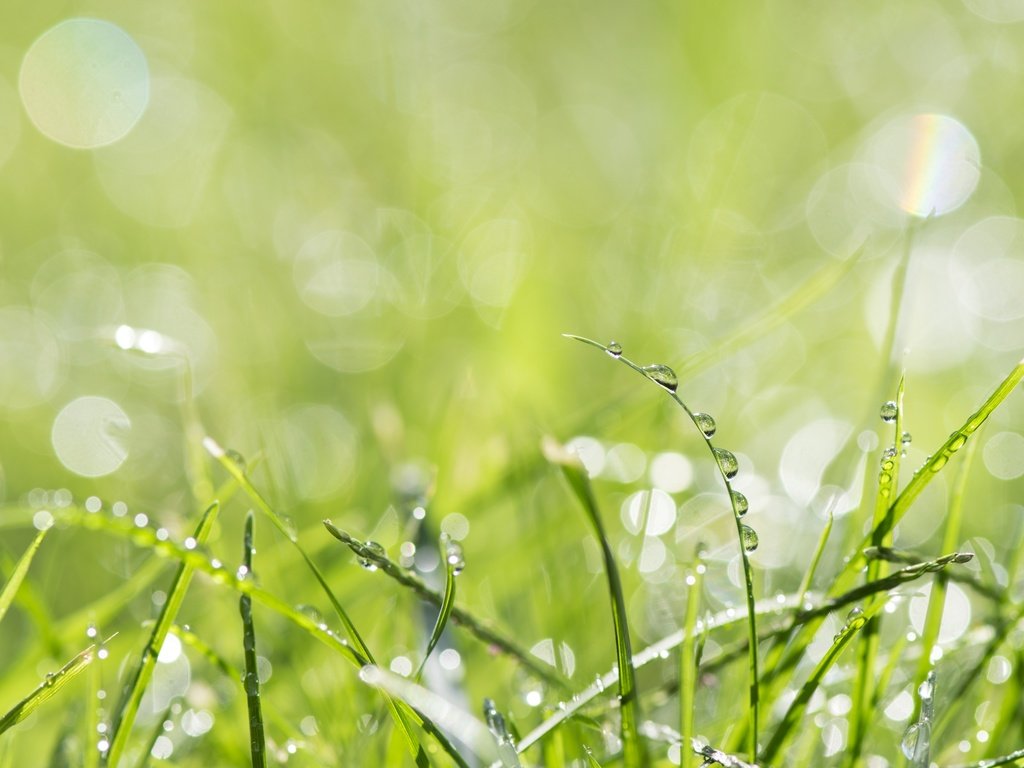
[1,1,1024,765]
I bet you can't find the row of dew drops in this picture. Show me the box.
[606,341,757,553]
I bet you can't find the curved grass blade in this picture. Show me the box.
[543,437,646,768]
[760,604,874,764]
[0,528,49,627]
[900,670,935,768]
[130,704,172,768]
[483,699,522,768]
[323,520,570,691]
[565,333,758,762]
[948,745,1024,768]
[239,511,267,768]
[0,642,96,735]
[416,533,459,680]
[105,501,220,767]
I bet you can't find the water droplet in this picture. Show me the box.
[902,432,912,448]
[278,514,298,541]
[594,674,605,692]
[606,341,623,358]
[730,489,749,516]
[880,401,898,423]
[740,524,759,552]
[712,448,739,479]
[86,623,99,639]
[359,541,386,571]
[901,722,930,761]
[642,364,678,393]
[948,432,968,451]
[881,447,897,462]
[847,606,864,621]
[693,412,717,438]
[224,449,247,471]
[444,538,465,576]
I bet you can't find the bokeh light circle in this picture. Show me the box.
[51,395,130,477]
[19,18,149,149]
[0,307,63,410]
[862,113,980,217]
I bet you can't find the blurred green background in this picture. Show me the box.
[2,1,1024,765]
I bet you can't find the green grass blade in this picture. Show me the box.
[583,745,604,767]
[948,746,1024,768]
[416,533,459,679]
[761,604,874,764]
[544,438,646,768]
[0,642,96,735]
[239,511,268,768]
[130,705,172,768]
[323,520,570,691]
[105,501,220,768]
[483,699,522,768]
[0,528,49,627]
[680,550,704,768]
[565,333,758,762]
[838,354,1024,589]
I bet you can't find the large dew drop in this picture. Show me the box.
[880,401,898,423]
[693,412,717,438]
[730,489,749,516]
[606,341,623,358]
[641,364,678,393]
[359,541,386,571]
[712,447,739,479]
[740,524,759,552]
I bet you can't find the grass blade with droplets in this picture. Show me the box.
[544,437,646,768]
[564,333,759,762]
[105,501,220,767]
[0,643,96,735]
[323,520,569,691]
[0,528,49,627]
[239,511,268,768]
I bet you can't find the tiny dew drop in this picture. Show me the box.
[642,364,678,393]
[606,341,623,358]
[712,447,739,479]
[224,449,247,471]
[359,541,386,571]
[881,447,897,462]
[880,401,898,423]
[730,489,749,516]
[693,412,717,438]
[739,524,759,552]
[901,432,912,448]
[441,534,465,576]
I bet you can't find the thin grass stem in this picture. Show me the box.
[240,511,268,768]
[0,642,97,735]
[0,528,49,626]
[680,548,704,768]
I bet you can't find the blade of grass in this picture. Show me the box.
[680,549,704,768]
[761,603,875,764]
[105,501,220,768]
[239,511,268,768]
[949,745,1024,768]
[544,437,647,768]
[0,528,49,627]
[415,533,459,680]
[849,376,906,765]
[564,333,759,762]
[130,705,172,768]
[483,699,522,768]
[323,520,570,691]
[0,642,97,735]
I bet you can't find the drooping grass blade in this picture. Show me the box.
[0,528,49,627]
[565,333,758,762]
[0,642,97,735]
[544,437,646,768]
[105,501,220,767]
[239,511,267,768]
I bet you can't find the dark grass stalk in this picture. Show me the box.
[323,521,571,691]
[105,501,220,767]
[565,334,759,762]
[949,745,1024,768]
[0,642,97,735]
[239,511,268,768]
[864,547,1002,602]
[0,528,49,626]
[416,533,459,679]
[760,604,873,763]
[849,377,906,765]
[680,550,704,768]
[544,438,647,768]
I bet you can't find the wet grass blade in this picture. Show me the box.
[0,528,49,627]
[565,334,758,762]
[760,603,874,764]
[0,642,96,735]
[416,533,459,679]
[949,745,1024,768]
[239,511,268,768]
[105,501,220,767]
[323,520,570,691]
[544,438,646,768]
